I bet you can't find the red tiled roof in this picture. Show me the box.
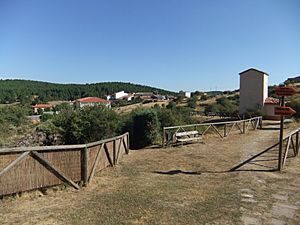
[264,97,280,105]
[76,97,110,103]
[32,104,53,108]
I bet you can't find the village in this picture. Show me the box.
[1,1,300,224]
[0,68,300,225]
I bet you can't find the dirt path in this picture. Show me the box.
[0,121,300,225]
[236,122,300,225]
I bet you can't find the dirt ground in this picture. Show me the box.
[1,121,300,225]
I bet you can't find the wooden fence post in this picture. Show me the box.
[259,117,263,129]
[162,128,166,147]
[113,139,116,165]
[296,132,299,156]
[81,146,88,186]
[126,133,130,153]
[243,121,246,134]
[224,124,227,137]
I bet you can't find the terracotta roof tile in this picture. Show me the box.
[76,97,110,103]
[264,97,280,105]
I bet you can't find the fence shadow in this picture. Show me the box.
[260,127,280,131]
[153,170,201,175]
[229,143,279,172]
[153,169,230,175]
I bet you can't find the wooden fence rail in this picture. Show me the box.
[281,127,300,169]
[162,116,263,147]
[0,132,129,197]
[230,127,300,171]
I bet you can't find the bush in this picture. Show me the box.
[286,101,300,119]
[205,97,238,116]
[200,95,208,101]
[155,106,196,128]
[40,113,54,122]
[166,101,176,110]
[123,109,160,149]
[187,96,197,109]
[0,106,29,126]
[52,106,120,144]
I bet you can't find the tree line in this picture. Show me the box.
[0,79,176,104]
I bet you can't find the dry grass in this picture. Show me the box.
[114,100,169,114]
[1,121,300,224]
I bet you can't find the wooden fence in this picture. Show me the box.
[280,127,300,169]
[0,132,129,197]
[230,127,300,171]
[163,116,262,146]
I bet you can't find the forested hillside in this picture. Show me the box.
[0,79,176,103]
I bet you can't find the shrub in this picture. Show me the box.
[187,96,197,109]
[155,106,196,129]
[166,101,176,110]
[200,95,208,101]
[124,109,160,149]
[286,101,300,119]
[205,97,238,117]
[52,106,120,144]
[40,113,54,122]
[0,106,29,126]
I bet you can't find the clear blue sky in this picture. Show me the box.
[0,0,299,92]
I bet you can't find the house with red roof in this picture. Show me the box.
[74,97,111,108]
[32,104,53,114]
[263,97,280,120]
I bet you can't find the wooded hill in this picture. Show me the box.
[0,79,177,103]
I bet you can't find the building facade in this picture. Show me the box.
[239,68,269,114]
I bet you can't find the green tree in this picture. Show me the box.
[187,96,197,109]
[51,106,120,144]
[124,109,160,149]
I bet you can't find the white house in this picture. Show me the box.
[263,97,280,120]
[114,91,128,100]
[184,92,191,98]
[32,104,53,114]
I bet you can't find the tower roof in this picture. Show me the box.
[239,68,269,76]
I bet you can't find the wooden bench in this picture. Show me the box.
[175,131,202,146]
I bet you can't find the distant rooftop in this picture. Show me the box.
[75,97,110,103]
[264,97,280,105]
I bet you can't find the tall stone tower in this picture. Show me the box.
[239,68,268,114]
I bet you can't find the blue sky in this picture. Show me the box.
[0,0,299,92]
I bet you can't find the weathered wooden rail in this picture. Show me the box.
[0,132,129,197]
[163,116,262,147]
[280,127,300,169]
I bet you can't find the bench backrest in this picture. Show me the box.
[175,131,199,137]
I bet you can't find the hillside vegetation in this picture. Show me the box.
[0,79,176,103]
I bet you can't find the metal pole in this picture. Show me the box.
[278,96,285,171]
